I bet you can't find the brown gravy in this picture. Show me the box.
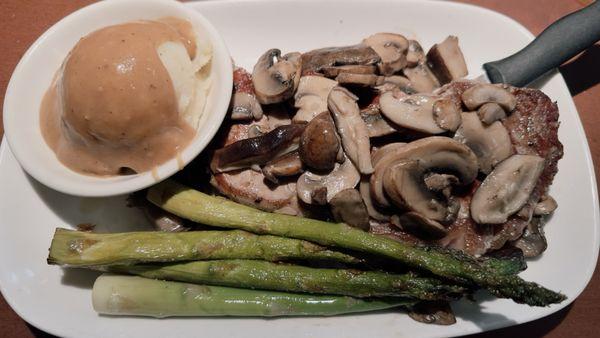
[40,18,198,176]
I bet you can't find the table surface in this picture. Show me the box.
[1,0,599,337]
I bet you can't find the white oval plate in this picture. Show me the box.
[0,1,598,337]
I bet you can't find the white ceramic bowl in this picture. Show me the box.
[2,0,233,197]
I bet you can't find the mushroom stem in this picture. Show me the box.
[328,87,374,174]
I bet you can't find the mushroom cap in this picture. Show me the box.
[262,151,303,184]
[533,195,558,216]
[477,102,506,125]
[296,155,360,205]
[433,98,462,132]
[376,75,415,94]
[370,136,478,221]
[330,188,370,230]
[293,75,338,123]
[211,124,305,173]
[461,83,517,112]
[406,40,425,68]
[321,65,377,77]
[426,36,468,85]
[301,45,380,76]
[363,33,409,75]
[230,92,263,120]
[403,63,440,93]
[371,143,407,165]
[454,112,514,174]
[299,111,340,171]
[379,91,446,134]
[252,49,302,105]
[360,105,397,138]
[470,154,545,224]
[335,73,381,87]
[359,178,392,221]
[512,217,548,258]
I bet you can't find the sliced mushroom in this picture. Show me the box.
[252,49,302,104]
[129,194,190,232]
[403,63,440,93]
[461,84,517,112]
[371,142,406,165]
[336,73,381,87]
[477,102,506,124]
[293,75,338,123]
[299,111,340,171]
[330,188,370,230]
[534,195,558,216]
[379,91,445,134]
[328,87,374,174]
[359,178,391,221]
[335,73,414,91]
[426,36,468,85]
[370,137,478,222]
[433,98,462,132]
[471,154,545,224]
[230,92,263,120]
[321,65,377,77]
[301,45,380,75]
[408,301,456,326]
[211,124,305,173]
[454,112,513,174]
[396,211,448,239]
[296,156,360,204]
[363,33,409,75]
[376,75,415,94]
[361,105,397,137]
[511,217,548,257]
[406,40,425,67]
[262,151,303,184]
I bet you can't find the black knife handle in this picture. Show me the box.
[483,1,600,87]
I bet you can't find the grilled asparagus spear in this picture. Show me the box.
[93,275,414,317]
[147,180,565,306]
[111,259,468,300]
[48,228,362,266]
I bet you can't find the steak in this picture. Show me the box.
[211,70,563,257]
[374,81,563,256]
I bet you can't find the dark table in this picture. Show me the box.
[1,1,599,337]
